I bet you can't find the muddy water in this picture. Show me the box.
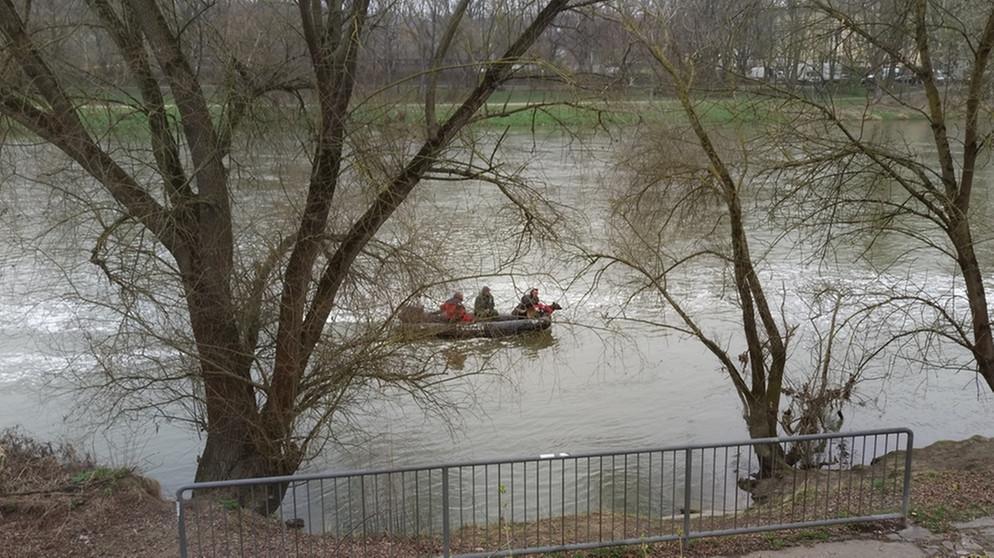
[1,124,993,497]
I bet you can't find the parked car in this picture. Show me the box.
[861,66,918,86]
[894,70,920,84]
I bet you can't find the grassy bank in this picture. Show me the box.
[1,90,929,143]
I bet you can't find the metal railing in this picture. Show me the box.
[176,427,912,557]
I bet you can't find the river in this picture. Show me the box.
[1,122,993,497]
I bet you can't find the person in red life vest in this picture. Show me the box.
[441,292,474,322]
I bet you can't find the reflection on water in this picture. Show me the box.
[442,332,557,371]
[443,348,468,370]
[518,331,558,355]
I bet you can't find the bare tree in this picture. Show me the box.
[559,1,879,476]
[574,2,795,475]
[0,0,581,495]
[763,0,994,390]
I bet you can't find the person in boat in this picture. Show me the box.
[473,286,498,319]
[441,292,473,322]
[512,288,540,317]
[513,287,561,318]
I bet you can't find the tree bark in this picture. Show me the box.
[746,396,784,476]
[425,0,471,135]
[948,218,994,391]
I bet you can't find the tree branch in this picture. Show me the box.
[126,0,228,213]
[0,88,177,253]
[299,0,575,358]
[425,0,471,135]
[85,0,192,208]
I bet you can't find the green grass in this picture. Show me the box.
[763,532,789,549]
[218,497,240,511]
[485,88,580,105]
[474,102,637,128]
[792,528,833,542]
[2,89,929,143]
[70,466,130,486]
[910,502,994,532]
[910,504,951,531]
[75,104,175,137]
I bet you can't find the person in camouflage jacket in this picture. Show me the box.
[474,286,498,319]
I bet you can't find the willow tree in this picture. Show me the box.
[0,0,579,483]
[573,1,871,477]
[582,2,794,474]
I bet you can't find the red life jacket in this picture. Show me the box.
[534,302,557,316]
[441,299,473,322]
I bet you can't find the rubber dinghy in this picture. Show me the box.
[397,305,552,339]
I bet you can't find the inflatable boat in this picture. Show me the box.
[397,306,553,339]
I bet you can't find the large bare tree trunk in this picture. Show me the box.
[746,396,784,475]
[0,0,579,499]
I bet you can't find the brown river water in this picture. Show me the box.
[1,123,993,496]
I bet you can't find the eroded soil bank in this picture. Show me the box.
[3,430,994,557]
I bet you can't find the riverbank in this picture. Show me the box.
[0,429,175,557]
[1,89,933,142]
[4,430,994,557]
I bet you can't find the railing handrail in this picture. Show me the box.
[178,427,914,558]
[174,426,912,499]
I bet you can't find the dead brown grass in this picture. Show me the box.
[4,432,994,557]
[0,428,175,557]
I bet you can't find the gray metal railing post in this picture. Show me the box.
[683,448,692,546]
[901,430,914,519]
[176,491,188,558]
[442,467,451,557]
